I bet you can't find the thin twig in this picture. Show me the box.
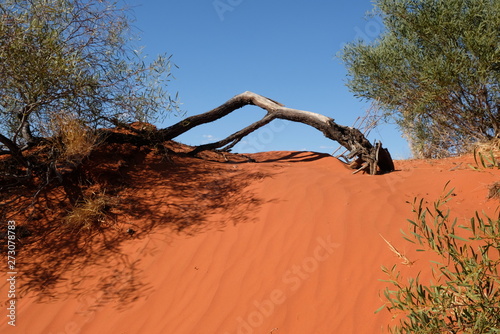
[380,234,414,266]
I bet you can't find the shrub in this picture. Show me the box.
[379,184,500,333]
[342,0,500,158]
[0,0,179,165]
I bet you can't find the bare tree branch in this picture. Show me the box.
[158,91,394,174]
[0,132,27,167]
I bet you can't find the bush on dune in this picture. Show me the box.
[380,181,500,334]
[342,0,500,158]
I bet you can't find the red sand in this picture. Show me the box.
[1,150,499,334]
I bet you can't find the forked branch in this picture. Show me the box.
[158,91,394,174]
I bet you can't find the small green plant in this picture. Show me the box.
[378,183,500,334]
[471,148,500,170]
[470,139,500,171]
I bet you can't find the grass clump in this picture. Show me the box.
[48,113,101,166]
[64,190,116,231]
[379,183,500,334]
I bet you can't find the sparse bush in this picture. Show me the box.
[379,184,500,333]
[0,0,179,167]
[342,0,500,158]
[64,190,116,231]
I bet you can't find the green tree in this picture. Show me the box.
[0,0,178,165]
[341,0,500,158]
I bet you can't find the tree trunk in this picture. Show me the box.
[16,111,36,146]
[158,91,394,174]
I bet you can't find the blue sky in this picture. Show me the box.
[129,0,412,159]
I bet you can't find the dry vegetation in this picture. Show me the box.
[47,113,102,166]
[475,138,500,156]
[488,182,500,200]
[63,189,117,231]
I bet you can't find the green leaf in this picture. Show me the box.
[374,304,386,314]
[402,236,416,244]
[429,260,444,266]
[407,219,417,226]
[479,152,487,168]
[449,234,469,242]
[443,183,455,200]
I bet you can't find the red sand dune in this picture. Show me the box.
[1,149,499,334]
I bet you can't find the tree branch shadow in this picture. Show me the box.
[118,154,273,236]
[254,151,333,163]
[1,146,276,312]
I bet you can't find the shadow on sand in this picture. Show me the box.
[1,146,277,311]
[255,151,333,163]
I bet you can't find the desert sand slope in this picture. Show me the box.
[1,151,498,334]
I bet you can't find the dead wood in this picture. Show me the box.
[157,91,394,174]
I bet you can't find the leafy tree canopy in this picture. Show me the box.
[0,0,179,154]
[341,0,500,158]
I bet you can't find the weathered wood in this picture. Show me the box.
[158,91,394,174]
[0,132,28,167]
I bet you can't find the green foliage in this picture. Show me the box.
[341,0,500,158]
[380,184,500,333]
[0,0,179,151]
[473,150,500,170]
[469,140,500,170]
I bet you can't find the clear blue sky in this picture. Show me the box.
[129,0,412,159]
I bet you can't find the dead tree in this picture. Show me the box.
[157,91,394,174]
